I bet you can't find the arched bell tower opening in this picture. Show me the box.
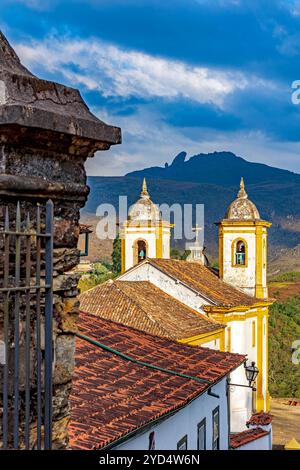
[134,239,148,265]
[232,238,248,267]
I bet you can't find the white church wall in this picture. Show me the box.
[124,230,157,271]
[201,338,220,349]
[228,319,254,432]
[120,262,214,312]
[114,379,229,450]
[162,231,170,258]
[222,230,256,296]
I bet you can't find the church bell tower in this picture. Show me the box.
[217,178,271,299]
[120,179,172,272]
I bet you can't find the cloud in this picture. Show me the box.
[5,0,56,10]
[85,105,300,176]
[14,35,264,107]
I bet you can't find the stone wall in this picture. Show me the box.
[0,30,121,449]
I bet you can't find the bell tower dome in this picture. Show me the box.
[120,179,172,272]
[217,178,271,298]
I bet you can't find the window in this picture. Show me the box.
[212,407,220,450]
[235,240,246,265]
[197,419,206,450]
[252,321,256,348]
[148,431,155,450]
[177,435,187,450]
[232,239,247,267]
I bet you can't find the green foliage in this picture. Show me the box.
[171,248,191,260]
[78,262,115,293]
[112,233,122,274]
[269,294,300,398]
[100,257,113,271]
[270,271,300,283]
[210,260,219,270]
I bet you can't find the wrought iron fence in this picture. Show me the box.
[0,200,53,449]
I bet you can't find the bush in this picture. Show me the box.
[270,271,300,283]
[78,262,115,293]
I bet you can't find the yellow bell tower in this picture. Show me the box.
[218,177,271,299]
[217,178,272,413]
[120,179,172,272]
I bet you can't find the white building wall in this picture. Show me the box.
[222,229,256,297]
[162,230,170,258]
[124,230,157,271]
[227,315,259,432]
[120,262,213,313]
[114,379,229,450]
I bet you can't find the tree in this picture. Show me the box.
[112,233,122,273]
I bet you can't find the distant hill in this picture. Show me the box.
[83,151,300,272]
[126,151,300,185]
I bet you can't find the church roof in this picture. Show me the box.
[79,279,224,340]
[128,178,161,222]
[69,312,245,450]
[146,258,265,307]
[224,177,260,220]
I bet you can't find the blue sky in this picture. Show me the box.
[1,0,300,175]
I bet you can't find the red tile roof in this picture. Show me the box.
[246,412,273,426]
[146,259,266,307]
[69,312,245,450]
[230,428,270,449]
[79,280,223,340]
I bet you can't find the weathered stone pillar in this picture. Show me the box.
[0,31,121,448]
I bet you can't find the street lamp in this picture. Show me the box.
[229,361,259,391]
[245,361,259,388]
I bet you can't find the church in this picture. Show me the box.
[79,177,273,434]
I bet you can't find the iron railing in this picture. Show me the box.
[0,200,54,449]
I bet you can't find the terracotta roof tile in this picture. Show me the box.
[147,259,264,307]
[246,412,273,426]
[69,313,245,450]
[230,427,270,449]
[79,280,223,340]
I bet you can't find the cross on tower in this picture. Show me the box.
[192,224,202,244]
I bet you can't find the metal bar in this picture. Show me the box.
[24,211,31,449]
[2,231,51,237]
[36,204,42,450]
[230,383,255,389]
[13,202,21,449]
[2,207,10,449]
[0,285,51,293]
[44,200,53,450]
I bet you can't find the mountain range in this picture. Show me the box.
[83,151,300,273]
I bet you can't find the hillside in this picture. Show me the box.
[269,275,300,399]
[83,151,300,272]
